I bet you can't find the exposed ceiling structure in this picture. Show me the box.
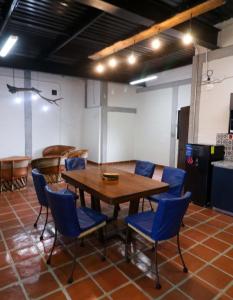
[0,0,232,83]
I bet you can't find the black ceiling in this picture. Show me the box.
[0,0,232,83]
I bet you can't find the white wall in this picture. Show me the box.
[217,19,233,48]
[198,55,233,144]
[107,112,135,162]
[31,72,85,157]
[106,67,191,165]
[82,107,101,163]
[146,65,192,87]
[0,67,85,158]
[135,88,173,165]
[106,83,137,162]
[108,83,137,108]
[0,68,25,157]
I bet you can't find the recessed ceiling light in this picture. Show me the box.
[151,38,161,50]
[0,35,18,57]
[130,75,158,85]
[127,53,136,65]
[96,63,105,73]
[182,32,194,45]
[108,57,118,68]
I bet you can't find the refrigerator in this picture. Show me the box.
[184,144,225,207]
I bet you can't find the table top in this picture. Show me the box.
[0,156,31,162]
[62,166,169,204]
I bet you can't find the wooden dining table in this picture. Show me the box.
[62,166,169,216]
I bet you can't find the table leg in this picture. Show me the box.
[91,195,101,213]
[79,189,86,207]
[128,198,140,216]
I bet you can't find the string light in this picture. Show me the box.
[151,38,161,50]
[182,32,194,45]
[108,57,118,68]
[96,63,105,73]
[127,53,136,65]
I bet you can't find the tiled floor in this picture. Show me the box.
[0,162,232,300]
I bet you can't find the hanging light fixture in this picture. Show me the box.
[182,32,194,45]
[108,57,118,68]
[151,37,161,50]
[95,63,105,73]
[127,53,136,65]
[182,13,194,45]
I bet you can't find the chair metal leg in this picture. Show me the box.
[34,205,42,228]
[80,238,84,247]
[125,226,131,263]
[47,228,57,265]
[101,227,107,261]
[149,200,154,211]
[154,241,161,289]
[40,206,48,241]
[67,237,78,284]
[177,233,188,273]
[141,198,145,212]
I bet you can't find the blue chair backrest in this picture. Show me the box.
[151,192,191,241]
[32,169,48,207]
[65,157,86,171]
[45,186,81,237]
[135,160,155,178]
[162,166,186,197]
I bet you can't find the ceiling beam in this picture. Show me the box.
[76,0,221,52]
[42,11,104,59]
[88,0,225,60]
[0,0,19,35]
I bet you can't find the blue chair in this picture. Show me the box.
[65,157,86,171]
[64,157,86,207]
[32,169,77,241]
[135,160,156,211]
[45,185,108,284]
[125,192,191,289]
[135,160,156,178]
[148,166,186,204]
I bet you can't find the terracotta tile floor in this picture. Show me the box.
[0,162,232,299]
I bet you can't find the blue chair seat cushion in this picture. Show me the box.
[57,188,79,199]
[77,207,108,232]
[126,211,155,239]
[148,192,174,203]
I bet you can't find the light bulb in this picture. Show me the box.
[96,63,105,73]
[127,53,136,65]
[182,32,194,45]
[31,94,39,101]
[14,96,22,104]
[151,38,161,50]
[42,105,49,112]
[108,57,117,68]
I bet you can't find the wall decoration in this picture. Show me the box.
[7,84,63,106]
